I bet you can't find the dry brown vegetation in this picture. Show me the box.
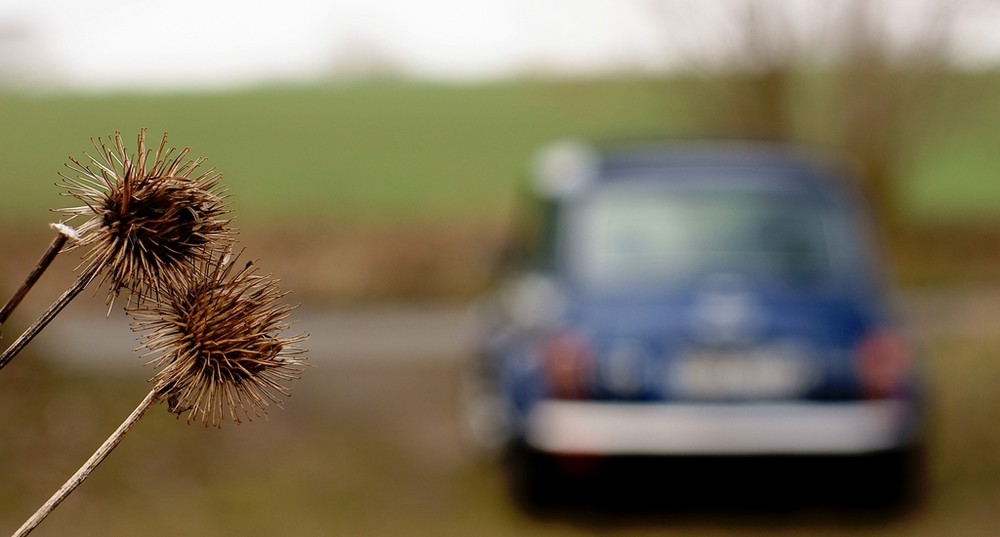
[0,291,999,535]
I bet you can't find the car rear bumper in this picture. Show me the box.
[524,399,917,456]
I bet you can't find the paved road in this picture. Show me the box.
[14,288,1000,371]
[27,302,478,371]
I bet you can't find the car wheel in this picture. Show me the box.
[503,440,565,512]
[852,444,926,511]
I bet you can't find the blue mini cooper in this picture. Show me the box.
[460,140,925,508]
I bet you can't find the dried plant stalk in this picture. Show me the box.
[0,256,105,372]
[14,252,307,534]
[0,225,73,327]
[12,388,164,537]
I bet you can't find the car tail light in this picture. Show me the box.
[855,330,911,399]
[542,330,591,399]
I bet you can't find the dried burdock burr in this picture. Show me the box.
[132,249,307,427]
[0,130,234,372]
[6,128,306,537]
[13,251,307,536]
[59,128,234,304]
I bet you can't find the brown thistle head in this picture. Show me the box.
[58,129,234,304]
[130,250,307,427]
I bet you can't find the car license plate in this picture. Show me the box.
[669,345,814,399]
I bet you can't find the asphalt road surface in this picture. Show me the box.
[27,302,478,370]
[11,287,999,371]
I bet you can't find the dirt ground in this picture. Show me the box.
[0,288,999,535]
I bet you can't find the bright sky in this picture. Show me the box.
[0,0,672,89]
[0,0,998,91]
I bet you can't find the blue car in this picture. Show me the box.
[460,140,925,507]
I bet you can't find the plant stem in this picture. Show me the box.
[0,228,72,327]
[0,258,105,372]
[13,388,163,537]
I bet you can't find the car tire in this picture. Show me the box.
[851,444,926,511]
[503,441,569,512]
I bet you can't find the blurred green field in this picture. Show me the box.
[1,75,1000,234]
[0,80,697,232]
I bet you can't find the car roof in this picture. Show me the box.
[532,140,854,201]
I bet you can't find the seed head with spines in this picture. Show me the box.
[131,250,307,427]
[58,129,234,305]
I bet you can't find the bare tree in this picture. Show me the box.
[653,0,963,236]
[831,0,956,235]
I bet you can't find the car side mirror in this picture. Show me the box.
[498,273,565,331]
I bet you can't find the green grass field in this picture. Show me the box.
[3,76,1000,298]
[1,76,999,234]
[0,80,699,232]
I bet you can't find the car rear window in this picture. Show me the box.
[563,179,867,292]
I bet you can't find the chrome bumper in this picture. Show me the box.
[525,400,916,456]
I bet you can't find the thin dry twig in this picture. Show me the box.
[0,257,106,371]
[12,388,164,537]
[0,225,75,328]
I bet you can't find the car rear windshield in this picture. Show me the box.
[563,179,869,292]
